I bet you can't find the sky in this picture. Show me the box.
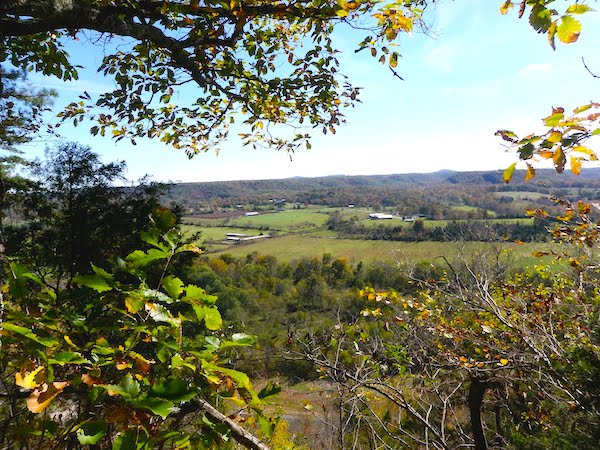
[22,0,600,183]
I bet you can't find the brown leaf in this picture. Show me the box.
[26,382,68,413]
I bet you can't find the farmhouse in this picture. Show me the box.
[369,213,394,220]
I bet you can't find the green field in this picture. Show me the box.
[182,206,545,265]
[185,209,331,231]
[206,234,551,266]
[493,191,550,200]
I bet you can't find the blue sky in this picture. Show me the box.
[23,0,600,183]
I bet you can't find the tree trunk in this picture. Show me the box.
[468,377,488,450]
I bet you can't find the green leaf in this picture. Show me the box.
[126,248,170,268]
[140,229,161,248]
[125,293,145,314]
[162,276,184,300]
[529,5,552,33]
[145,302,181,327]
[566,4,593,14]
[258,415,275,438]
[518,143,534,160]
[258,381,281,400]
[91,263,114,281]
[2,323,58,347]
[171,353,197,370]
[76,421,106,445]
[203,362,251,390]
[73,274,112,293]
[150,378,197,403]
[219,333,256,349]
[192,305,222,331]
[184,285,217,305]
[544,111,564,127]
[131,397,174,419]
[503,163,517,183]
[49,351,90,366]
[141,289,173,304]
[112,429,148,450]
[557,15,581,43]
[103,374,140,399]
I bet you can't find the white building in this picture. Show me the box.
[369,213,394,220]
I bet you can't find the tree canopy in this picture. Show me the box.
[2,0,593,161]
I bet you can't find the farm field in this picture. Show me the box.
[205,234,552,266]
[185,209,331,231]
[183,205,546,265]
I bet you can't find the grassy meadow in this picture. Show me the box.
[183,207,550,267]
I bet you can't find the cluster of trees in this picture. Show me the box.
[326,210,549,242]
[303,202,600,449]
[168,174,592,219]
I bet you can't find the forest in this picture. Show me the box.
[2,1,600,450]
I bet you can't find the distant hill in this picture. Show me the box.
[164,168,600,212]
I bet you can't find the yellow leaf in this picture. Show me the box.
[553,146,565,172]
[115,359,131,370]
[499,358,509,366]
[64,335,78,349]
[571,156,582,175]
[557,15,581,44]
[525,163,535,182]
[547,130,562,143]
[573,104,592,114]
[16,366,45,390]
[500,1,513,15]
[573,145,597,160]
[503,162,517,183]
[26,382,69,413]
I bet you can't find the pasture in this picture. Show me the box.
[182,206,547,266]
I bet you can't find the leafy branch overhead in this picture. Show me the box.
[1,0,429,155]
[498,1,597,182]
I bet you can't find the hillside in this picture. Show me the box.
[164,168,600,212]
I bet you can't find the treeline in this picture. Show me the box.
[166,169,600,217]
[326,211,549,242]
[183,252,447,379]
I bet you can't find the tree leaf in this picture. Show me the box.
[103,374,140,399]
[145,302,181,328]
[553,146,566,172]
[544,110,564,127]
[73,274,112,293]
[49,351,90,366]
[16,366,45,390]
[76,421,106,445]
[162,276,184,300]
[557,15,581,43]
[500,1,513,15]
[503,163,517,183]
[566,4,593,15]
[126,248,170,268]
[570,156,582,175]
[192,305,222,331]
[150,378,197,403]
[3,322,58,347]
[525,163,535,182]
[26,382,69,413]
[131,397,174,419]
[529,5,552,33]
